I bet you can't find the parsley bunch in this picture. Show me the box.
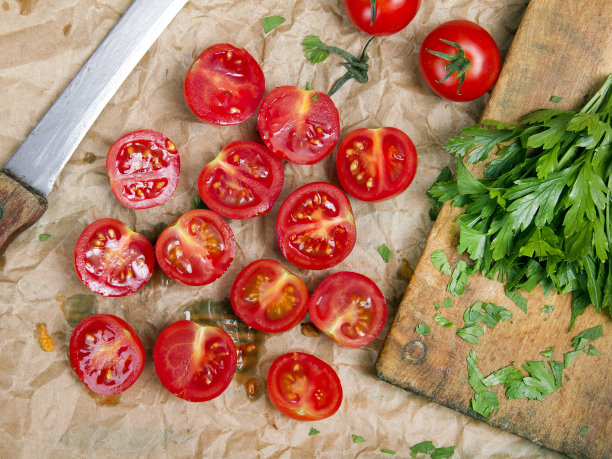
[429,74,612,327]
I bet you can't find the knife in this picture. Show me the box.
[0,0,188,255]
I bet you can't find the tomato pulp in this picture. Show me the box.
[74,218,155,297]
[419,20,500,102]
[309,271,387,347]
[343,0,422,36]
[267,352,342,420]
[336,127,417,202]
[69,314,145,395]
[184,43,265,125]
[231,259,309,333]
[155,209,236,286]
[276,182,356,270]
[154,320,237,402]
[258,86,340,165]
[198,141,284,220]
[106,130,180,209]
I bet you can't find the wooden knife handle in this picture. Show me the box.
[0,168,48,255]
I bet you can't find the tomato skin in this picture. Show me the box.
[198,141,284,220]
[336,127,417,202]
[419,20,500,102]
[106,130,180,209]
[276,182,357,270]
[258,86,340,165]
[267,352,342,421]
[309,271,387,347]
[343,0,421,36]
[154,320,237,402]
[184,43,265,125]
[155,209,236,286]
[69,314,145,396]
[74,218,155,297]
[231,259,309,333]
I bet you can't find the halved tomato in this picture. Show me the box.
[74,218,155,297]
[258,86,340,165]
[267,352,342,421]
[198,141,284,220]
[276,182,356,270]
[155,209,235,286]
[309,271,387,347]
[184,43,265,125]
[69,314,145,395]
[154,320,237,402]
[336,127,417,202]
[230,259,309,333]
[106,130,180,209]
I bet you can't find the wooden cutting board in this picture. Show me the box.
[376,1,612,458]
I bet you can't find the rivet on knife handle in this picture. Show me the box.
[0,169,47,255]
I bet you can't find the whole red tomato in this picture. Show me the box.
[419,20,500,102]
[343,0,422,36]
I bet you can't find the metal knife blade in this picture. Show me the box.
[4,0,188,196]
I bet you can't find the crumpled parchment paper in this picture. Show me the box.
[0,0,563,457]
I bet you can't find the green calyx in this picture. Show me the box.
[426,39,472,95]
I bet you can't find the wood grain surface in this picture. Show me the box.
[376,1,612,458]
[0,168,47,255]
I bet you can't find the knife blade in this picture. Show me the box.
[0,0,188,255]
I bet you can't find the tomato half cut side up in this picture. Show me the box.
[155,209,236,286]
[69,314,145,395]
[231,259,309,333]
[198,141,284,220]
[258,86,340,165]
[267,352,342,421]
[74,218,155,297]
[309,272,387,347]
[106,130,180,209]
[276,182,356,270]
[336,127,417,202]
[184,43,265,125]
[154,320,237,402]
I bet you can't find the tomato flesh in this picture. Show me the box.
[155,209,236,286]
[106,130,180,209]
[231,259,309,333]
[267,352,342,420]
[69,314,145,395]
[74,218,155,297]
[336,127,417,202]
[154,320,237,402]
[309,272,387,347]
[184,43,265,125]
[419,20,500,102]
[276,182,356,270]
[258,86,340,165]
[198,141,284,220]
[343,0,422,36]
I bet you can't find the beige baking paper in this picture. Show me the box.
[0,0,563,457]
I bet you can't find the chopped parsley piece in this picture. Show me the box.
[505,288,527,313]
[442,297,453,308]
[431,250,451,275]
[381,449,396,455]
[585,345,602,356]
[427,166,453,221]
[579,425,588,435]
[308,428,320,436]
[377,243,392,263]
[457,325,484,344]
[262,15,286,34]
[447,260,469,296]
[550,95,564,103]
[471,390,500,418]
[410,441,454,458]
[503,417,509,423]
[434,301,441,310]
[305,82,311,90]
[38,234,51,242]
[415,323,430,336]
[352,434,365,443]
[433,314,454,328]
[541,305,554,314]
[540,347,554,359]
[302,35,330,63]
[312,93,319,102]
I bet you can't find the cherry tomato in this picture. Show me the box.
[74,218,155,297]
[419,20,500,102]
[276,182,356,270]
[336,127,417,202]
[343,0,422,36]
[267,352,342,421]
[155,209,235,286]
[106,130,180,209]
[154,320,237,402]
[309,272,386,347]
[69,314,145,395]
[198,141,284,220]
[184,43,265,125]
[231,259,309,333]
[258,86,340,165]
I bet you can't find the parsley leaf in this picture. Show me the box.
[431,250,451,275]
[585,345,603,356]
[471,390,500,418]
[352,434,365,443]
[381,449,396,455]
[427,167,453,220]
[442,297,453,308]
[466,350,486,394]
[540,347,554,359]
[505,287,527,313]
[541,305,554,314]
[410,441,436,457]
[572,325,603,348]
[550,95,564,103]
[312,93,319,102]
[431,447,455,459]
[457,325,484,344]
[308,428,320,436]
[415,323,430,336]
[579,425,588,436]
[262,15,286,34]
[302,36,330,63]
[447,260,469,296]
[377,244,392,263]
[433,314,454,328]
[38,234,51,242]
[445,125,517,164]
